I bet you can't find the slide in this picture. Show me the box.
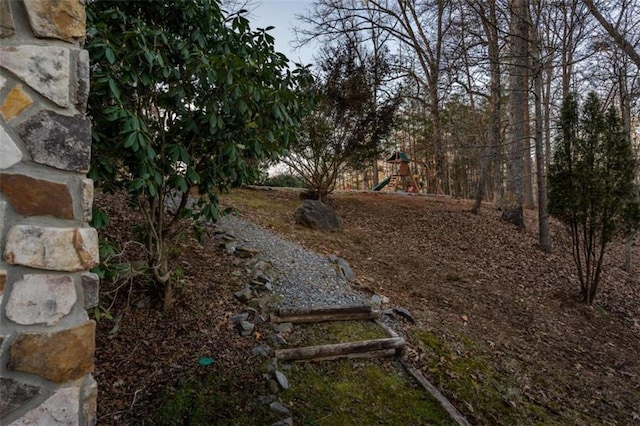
[373,175,391,191]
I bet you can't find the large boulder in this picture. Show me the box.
[294,200,342,232]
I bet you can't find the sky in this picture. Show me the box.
[247,0,317,67]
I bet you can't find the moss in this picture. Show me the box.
[280,359,456,425]
[285,320,390,347]
[412,330,562,425]
[152,368,279,425]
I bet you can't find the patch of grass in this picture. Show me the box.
[280,359,456,425]
[152,368,279,425]
[285,320,390,347]
[412,330,559,425]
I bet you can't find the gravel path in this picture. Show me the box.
[218,215,366,309]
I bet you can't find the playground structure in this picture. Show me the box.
[373,151,423,192]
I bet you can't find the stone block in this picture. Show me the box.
[81,272,99,309]
[24,0,86,42]
[18,110,91,172]
[8,321,95,383]
[0,198,6,240]
[75,49,90,112]
[0,378,41,418]
[4,225,99,271]
[0,173,74,219]
[0,1,15,38]
[5,274,76,326]
[8,385,80,426]
[81,375,98,426]
[0,126,23,169]
[1,85,32,121]
[0,45,70,107]
[80,178,94,222]
[0,269,6,297]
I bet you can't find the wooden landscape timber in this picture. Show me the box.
[275,337,405,362]
[270,304,380,323]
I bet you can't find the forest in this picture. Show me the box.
[291,0,640,203]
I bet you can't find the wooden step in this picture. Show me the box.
[275,337,406,362]
[270,304,380,323]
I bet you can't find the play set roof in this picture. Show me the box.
[385,151,410,163]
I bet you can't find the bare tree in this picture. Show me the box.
[298,0,452,194]
[502,0,528,229]
[583,0,640,69]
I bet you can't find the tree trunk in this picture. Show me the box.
[532,15,552,252]
[503,0,528,230]
[472,0,502,215]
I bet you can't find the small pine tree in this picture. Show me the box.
[548,93,639,304]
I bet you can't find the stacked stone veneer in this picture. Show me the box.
[0,1,98,424]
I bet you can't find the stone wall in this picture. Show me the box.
[0,1,98,424]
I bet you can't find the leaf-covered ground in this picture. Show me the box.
[95,188,640,425]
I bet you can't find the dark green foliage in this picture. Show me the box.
[548,93,639,304]
[283,39,400,199]
[86,0,313,309]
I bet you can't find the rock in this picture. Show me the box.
[5,274,76,326]
[371,294,389,306]
[81,272,100,309]
[214,231,236,242]
[4,225,99,271]
[0,46,70,107]
[234,287,253,303]
[23,0,86,42]
[254,260,272,272]
[8,321,95,382]
[80,178,94,222]
[267,333,287,348]
[0,377,41,417]
[248,297,270,311]
[0,1,15,38]
[0,173,74,219]
[0,269,6,299]
[75,50,90,112]
[239,321,255,336]
[0,84,32,121]
[394,307,415,324]
[251,344,271,357]
[0,126,23,169]
[274,323,293,334]
[253,271,271,284]
[81,375,98,426]
[335,257,356,282]
[294,200,342,232]
[257,394,277,405]
[271,418,293,426]
[328,253,338,263]
[229,312,249,324]
[264,357,278,373]
[274,371,290,390]
[8,385,80,426]
[224,242,237,254]
[18,110,92,172]
[254,314,268,325]
[270,401,290,415]
[268,379,280,394]
[232,270,243,277]
[235,245,259,258]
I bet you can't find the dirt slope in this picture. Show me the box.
[220,188,640,425]
[95,188,639,425]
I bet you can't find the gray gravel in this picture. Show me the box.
[218,215,365,309]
